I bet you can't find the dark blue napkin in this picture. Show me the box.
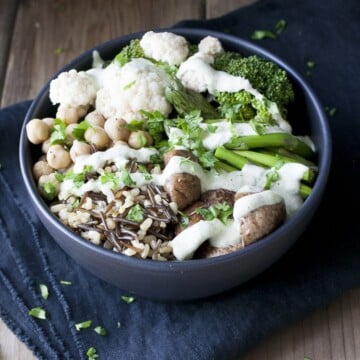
[0,0,359,359]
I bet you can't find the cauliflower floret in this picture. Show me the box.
[140,31,189,66]
[49,69,99,109]
[198,36,224,60]
[176,36,224,93]
[96,58,172,122]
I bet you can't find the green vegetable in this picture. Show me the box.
[177,210,190,227]
[121,295,136,304]
[41,182,57,201]
[251,30,276,40]
[325,106,337,117]
[225,133,314,158]
[94,326,107,336]
[137,164,152,181]
[75,320,92,331]
[140,110,167,147]
[195,202,233,224]
[50,118,67,145]
[306,60,316,68]
[114,39,145,66]
[60,280,72,285]
[214,147,248,170]
[100,172,120,190]
[165,78,220,119]
[86,347,99,360]
[39,284,49,300]
[275,19,287,34]
[123,80,136,90]
[72,120,91,141]
[126,204,144,223]
[213,54,294,107]
[29,307,46,320]
[118,167,135,187]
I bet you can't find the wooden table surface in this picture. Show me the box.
[0,1,359,359]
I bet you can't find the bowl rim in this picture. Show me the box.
[19,27,332,272]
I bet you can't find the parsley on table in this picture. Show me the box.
[94,326,107,336]
[29,307,47,320]
[86,347,99,360]
[39,284,49,300]
[60,280,72,285]
[251,19,287,40]
[121,295,136,304]
[75,320,92,331]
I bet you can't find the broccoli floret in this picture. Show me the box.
[213,53,294,106]
[114,39,145,66]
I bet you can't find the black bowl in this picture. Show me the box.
[19,28,331,301]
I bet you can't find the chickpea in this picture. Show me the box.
[77,105,89,118]
[32,160,53,181]
[84,126,110,150]
[86,110,105,127]
[47,144,72,169]
[128,130,153,149]
[41,139,51,154]
[104,117,130,142]
[56,105,79,124]
[26,118,50,144]
[70,140,92,162]
[42,117,55,128]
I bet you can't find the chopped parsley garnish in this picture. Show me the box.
[72,120,91,141]
[39,284,49,300]
[126,204,144,223]
[207,124,218,133]
[50,118,67,145]
[86,347,99,360]
[251,19,286,40]
[75,320,92,331]
[195,202,233,224]
[140,110,167,147]
[178,210,189,227]
[264,169,280,189]
[42,182,57,200]
[124,80,136,90]
[100,172,120,190]
[306,60,316,68]
[137,164,152,181]
[29,307,47,320]
[94,326,107,336]
[119,167,135,186]
[325,106,337,117]
[121,295,136,304]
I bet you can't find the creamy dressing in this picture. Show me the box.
[233,190,283,219]
[73,144,158,173]
[170,219,238,260]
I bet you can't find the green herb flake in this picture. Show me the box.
[306,60,316,68]
[137,164,152,181]
[178,210,189,227]
[86,347,99,360]
[325,106,337,117]
[195,202,233,224]
[126,204,144,223]
[29,307,47,320]
[207,124,218,133]
[100,172,120,190]
[94,326,107,336]
[39,284,49,300]
[275,19,287,34]
[75,320,92,331]
[60,280,72,285]
[54,47,64,55]
[50,118,67,145]
[72,120,91,141]
[251,30,276,40]
[63,170,85,188]
[119,167,135,186]
[42,182,57,200]
[124,80,136,90]
[121,295,136,304]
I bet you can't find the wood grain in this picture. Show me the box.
[0,1,359,360]
[0,0,19,101]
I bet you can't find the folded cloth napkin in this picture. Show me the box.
[0,0,359,359]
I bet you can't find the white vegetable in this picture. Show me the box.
[95,59,172,122]
[198,36,224,61]
[49,69,98,109]
[140,31,189,65]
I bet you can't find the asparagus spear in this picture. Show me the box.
[165,79,220,119]
[225,133,314,158]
